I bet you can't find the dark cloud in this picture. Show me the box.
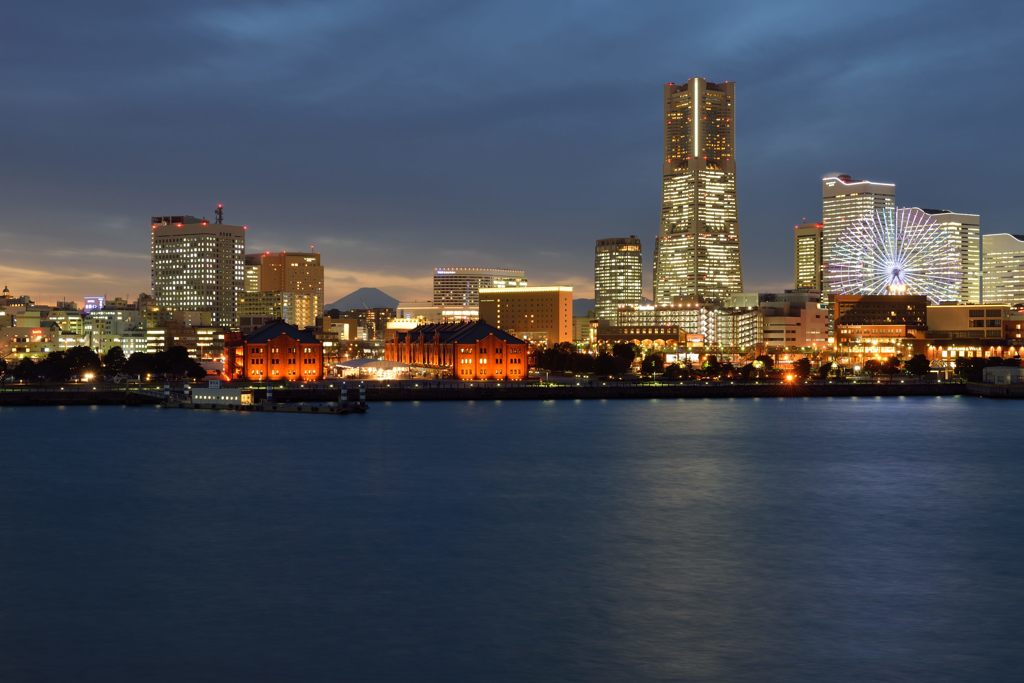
[2,0,1021,301]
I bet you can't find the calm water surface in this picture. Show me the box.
[1,397,1022,682]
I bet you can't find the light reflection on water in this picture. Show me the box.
[1,398,1022,682]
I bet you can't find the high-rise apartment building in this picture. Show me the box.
[433,267,527,308]
[478,286,573,344]
[594,236,642,323]
[821,175,895,300]
[923,209,981,304]
[150,215,245,328]
[653,77,742,305]
[982,233,1024,304]
[793,222,823,291]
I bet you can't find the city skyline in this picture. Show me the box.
[2,2,1022,304]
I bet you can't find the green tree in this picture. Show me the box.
[662,363,685,381]
[64,346,102,379]
[955,357,986,382]
[103,346,128,377]
[0,357,7,378]
[12,358,36,381]
[862,359,883,375]
[641,353,664,376]
[594,352,618,377]
[817,361,833,381]
[36,352,71,382]
[905,354,930,377]
[754,355,775,372]
[881,356,902,376]
[794,357,812,381]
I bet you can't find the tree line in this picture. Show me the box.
[0,346,206,383]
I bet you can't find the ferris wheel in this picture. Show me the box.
[826,207,961,304]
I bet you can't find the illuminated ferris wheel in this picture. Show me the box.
[827,207,961,304]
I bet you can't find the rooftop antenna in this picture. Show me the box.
[215,203,224,225]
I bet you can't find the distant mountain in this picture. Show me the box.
[573,298,595,317]
[325,287,399,312]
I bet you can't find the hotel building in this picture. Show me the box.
[821,175,895,302]
[594,236,643,323]
[793,222,823,291]
[432,267,527,309]
[653,77,742,305]
[982,233,1024,304]
[478,286,573,344]
[151,215,245,328]
[923,209,981,304]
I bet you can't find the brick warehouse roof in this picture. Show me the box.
[395,320,525,345]
[244,320,320,344]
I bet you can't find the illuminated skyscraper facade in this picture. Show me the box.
[433,267,527,308]
[150,215,245,328]
[793,222,823,290]
[653,77,742,305]
[594,236,642,323]
[821,175,895,301]
[923,209,981,304]
[982,233,1024,304]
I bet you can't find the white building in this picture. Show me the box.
[821,174,895,303]
[982,233,1024,305]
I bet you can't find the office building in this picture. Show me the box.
[244,254,262,293]
[833,294,929,330]
[385,320,529,381]
[982,234,1024,304]
[821,175,895,301]
[654,77,742,305]
[237,291,320,333]
[793,223,823,291]
[259,252,325,313]
[478,286,573,344]
[759,291,827,350]
[433,267,527,308]
[594,236,643,324]
[924,210,981,304]
[150,214,245,328]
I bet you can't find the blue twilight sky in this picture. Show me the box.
[1,0,1022,304]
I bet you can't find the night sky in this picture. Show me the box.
[2,1,1022,304]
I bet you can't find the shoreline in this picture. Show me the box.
[2,381,1020,406]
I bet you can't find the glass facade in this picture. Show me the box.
[594,236,642,324]
[654,78,742,305]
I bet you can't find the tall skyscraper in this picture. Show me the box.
[150,214,245,328]
[653,77,742,305]
[793,222,823,290]
[821,174,895,301]
[982,233,1024,304]
[923,209,981,304]
[594,236,642,323]
[433,267,527,308]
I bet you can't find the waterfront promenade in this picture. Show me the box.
[1,379,1009,406]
